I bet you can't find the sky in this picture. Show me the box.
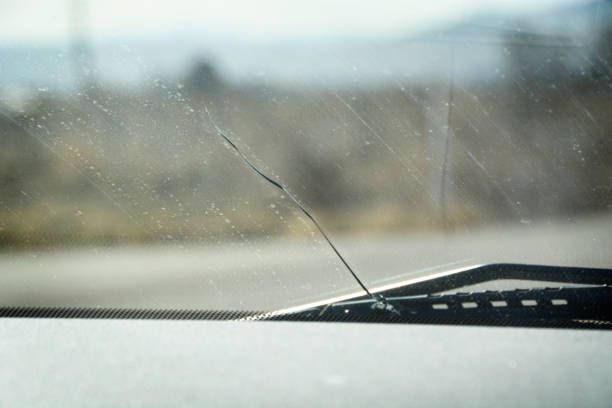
[0,0,591,46]
[0,0,600,92]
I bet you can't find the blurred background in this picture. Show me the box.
[0,0,611,310]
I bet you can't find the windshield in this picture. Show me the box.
[0,0,611,312]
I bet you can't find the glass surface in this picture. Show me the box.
[0,0,611,311]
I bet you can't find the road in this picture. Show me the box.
[0,213,611,311]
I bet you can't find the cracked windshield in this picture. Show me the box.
[1,0,611,311]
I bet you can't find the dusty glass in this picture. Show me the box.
[0,0,610,311]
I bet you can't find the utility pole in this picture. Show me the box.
[425,44,455,228]
[68,0,96,90]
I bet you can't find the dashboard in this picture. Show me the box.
[1,318,610,407]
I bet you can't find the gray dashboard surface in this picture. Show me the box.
[1,319,611,407]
